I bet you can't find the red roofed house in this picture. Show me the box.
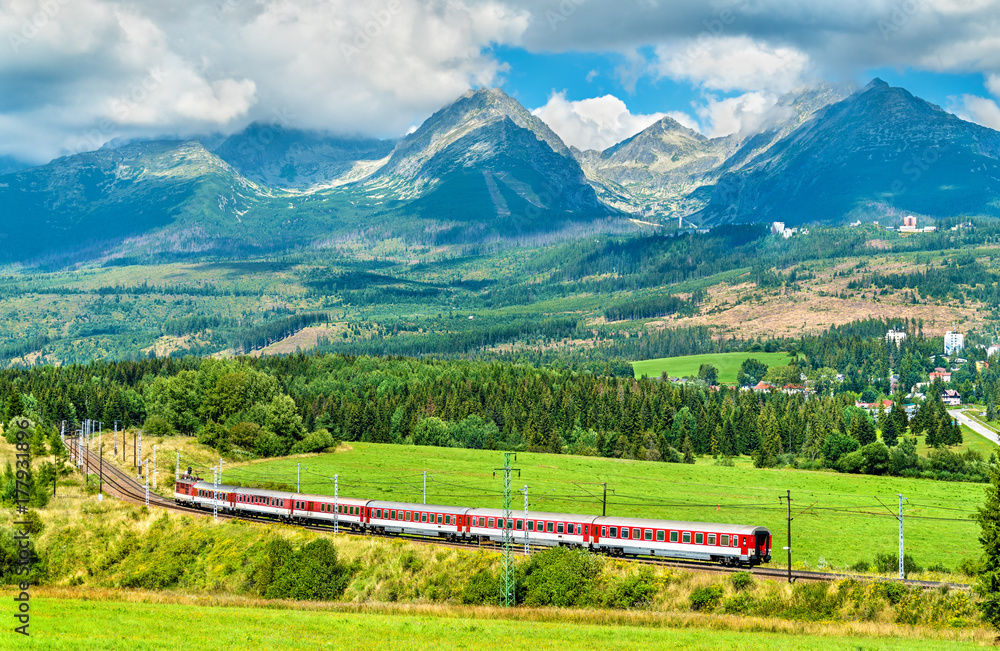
[941,389,962,406]
[929,367,952,383]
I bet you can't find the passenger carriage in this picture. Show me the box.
[287,493,368,529]
[367,501,469,540]
[466,508,599,548]
[231,486,292,518]
[592,517,772,566]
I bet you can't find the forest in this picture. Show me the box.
[2,315,997,486]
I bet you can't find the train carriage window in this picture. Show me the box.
[644,529,653,541]
[656,530,665,542]
[390,510,397,520]
[546,522,554,533]
[406,511,412,521]
[557,523,565,534]
[610,526,618,538]
[708,534,717,545]
[682,532,691,543]
[537,521,543,531]
[507,519,513,529]
[515,520,523,530]
[721,535,729,546]
[527,521,535,531]
[421,513,428,523]
[488,518,495,528]
[376,509,382,518]
[632,528,640,539]
[566,524,573,534]
[695,533,704,544]
[601,527,607,537]
[444,515,451,525]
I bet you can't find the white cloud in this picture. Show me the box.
[951,94,1000,131]
[0,0,530,163]
[695,91,777,138]
[531,92,668,151]
[987,73,1000,98]
[653,36,813,94]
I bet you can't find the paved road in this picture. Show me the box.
[949,409,1000,446]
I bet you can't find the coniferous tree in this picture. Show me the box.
[976,467,1000,632]
[682,435,695,464]
[881,410,898,448]
[851,413,876,446]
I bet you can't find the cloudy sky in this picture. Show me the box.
[2,0,1000,164]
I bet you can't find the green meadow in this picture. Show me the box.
[6,596,988,651]
[223,442,987,571]
[631,352,796,384]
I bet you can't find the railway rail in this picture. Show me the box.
[66,438,969,590]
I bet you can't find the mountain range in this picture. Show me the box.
[1,79,999,264]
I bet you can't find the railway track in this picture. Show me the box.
[66,438,969,589]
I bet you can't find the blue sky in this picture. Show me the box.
[1,1,1000,162]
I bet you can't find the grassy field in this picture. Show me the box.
[5,593,990,651]
[222,442,987,572]
[631,352,796,383]
[915,425,997,458]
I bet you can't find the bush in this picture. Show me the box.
[520,547,601,608]
[461,568,501,605]
[143,416,174,438]
[861,441,891,475]
[730,571,754,591]
[249,537,350,600]
[689,585,724,611]
[290,428,336,454]
[849,559,871,572]
[879,581,910,605]
[602,570,658,609]
[20,510,44,535]
[874,552,922,577]
[957,557,980,577]
[837,450,865,474]
[721,591,756,614]
[823,431,860,465]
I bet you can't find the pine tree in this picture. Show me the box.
[881,411,898,447]
[851,413,876,446]
[976,466,1000,631]
[710,427,721,459]
[4,389,24,425]
[682,435,695,464]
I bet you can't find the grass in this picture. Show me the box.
[5,590,992,650]
[631,352,796,383]
[223,442,987,572]
[914,426,998,459]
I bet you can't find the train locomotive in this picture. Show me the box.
[174,475,772,567]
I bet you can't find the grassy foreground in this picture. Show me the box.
[4,591,992,651]
[632,352,796,383]
[223,441,986,572]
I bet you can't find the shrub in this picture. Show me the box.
[721,591,756,614]
[689,585,724,611]
[20,510,44,535]
[290,428,336,454]
[249,537,350,601]
[837,450,866,473]
[730,571,754,591]
[849,559,871,572]
[461,568,501,605]
[520,547,601,608]
[602,570,658,609]
[879,581,910,605]
[143,415,174,438]
[874,552,922,577]
[957,557,981,577]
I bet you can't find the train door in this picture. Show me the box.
[754,531,770,561]
[583,524,589,543]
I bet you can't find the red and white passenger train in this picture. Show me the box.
[174,475,772,566]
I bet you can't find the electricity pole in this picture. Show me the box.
[297,463,301,493]
[113,421,118,457]
[494,453,520,607]
[779,490,793,583]
[144,460,149,507]
[523,485,529,555]
[152,445,158,489]
[211,465,218,521]
[99,443,103,495]
[334,474,339,534]
[602,482,607,517]
[175,451,180,482]
[898,494,907,579]
[423,470,427,504]
[133,430,137,472]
